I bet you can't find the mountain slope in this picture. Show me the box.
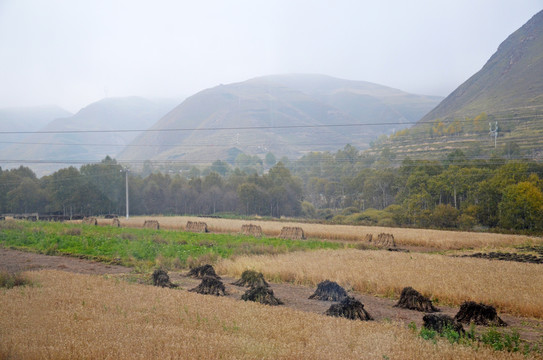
[1,97,177,175]
[119,75,442,164]
[375,10,543,159]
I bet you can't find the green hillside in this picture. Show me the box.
[371,10,543,160]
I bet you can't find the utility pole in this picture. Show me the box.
[121,168,129,219]
[489,121,498,148]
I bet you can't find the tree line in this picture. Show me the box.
[1,146,542,232]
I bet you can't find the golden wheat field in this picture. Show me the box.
[0,270,534,360]
[217,249,543,319]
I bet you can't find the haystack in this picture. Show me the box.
[279,226,305,240]
[241,285,283,305]
[82,217,97,225]
[364,234,373,242]
[309,280,348,302]
[189,276,226,296]
[241,224,263,237]
[187,264,220,279]
[112,218,121,227]
[143,220,160,230]
[232,270,269,288]
[423,313,464,335]
[394,287,439,312]
[186,221,208,233]
[454,301,507,326]
[325,296,373,321]
[372,233,396,248]
[152,269,178,288]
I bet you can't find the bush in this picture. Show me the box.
[0,271,31,289]
[431,204,459,228]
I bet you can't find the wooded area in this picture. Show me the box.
[1,146,542,233]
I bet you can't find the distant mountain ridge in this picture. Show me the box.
[1,97,178,175]
[0,106,72,151]
[372,10,543,159]
[118,74,442,164]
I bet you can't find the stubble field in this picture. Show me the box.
[1,216,542,358]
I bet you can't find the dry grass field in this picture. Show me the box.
[0,270,533,360]
[217,249,543,319]
[102,215,540,250]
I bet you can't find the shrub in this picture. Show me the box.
[0,271,31,289]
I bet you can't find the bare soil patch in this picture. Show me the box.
[0,248,130,275]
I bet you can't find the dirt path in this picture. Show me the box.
[0,247,130,275]
[2,247,542,343]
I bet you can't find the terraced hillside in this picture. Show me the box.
[371,10,543,160]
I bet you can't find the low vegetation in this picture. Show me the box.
[217,249,543,319]
[0,270,31,289]
[0,221,341,270]
[0,270,533,359]
[118,215,538,250]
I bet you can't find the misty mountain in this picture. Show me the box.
[1,97,178,175]
[118,74,442,164]
[0,106,72,151]
[374,10,543,159]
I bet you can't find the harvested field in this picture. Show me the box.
[1,270,525,360]
[95,215,540,250]
[217,249,543,319]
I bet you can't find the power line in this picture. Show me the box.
[0,115,539,135]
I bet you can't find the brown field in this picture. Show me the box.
[217,249,543,319]
[98,215,541,250]
[0,270,533,360]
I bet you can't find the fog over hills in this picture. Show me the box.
[118,74,442,164]
[0,106,72,151]
[1,97,178,175]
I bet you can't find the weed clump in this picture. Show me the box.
[454,301,507,327]
[325,296,373,321]
[151,269,178,288]
[309,280,348,302]
[187,264,220,279]
[232,270,269,288]
[394,286,439,312]
[189,276,227,296]
[0,271,31,289]
[241,285,283,305]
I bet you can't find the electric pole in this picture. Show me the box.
[489,121,498,148]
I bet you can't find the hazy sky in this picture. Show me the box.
[1,0,542,112]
